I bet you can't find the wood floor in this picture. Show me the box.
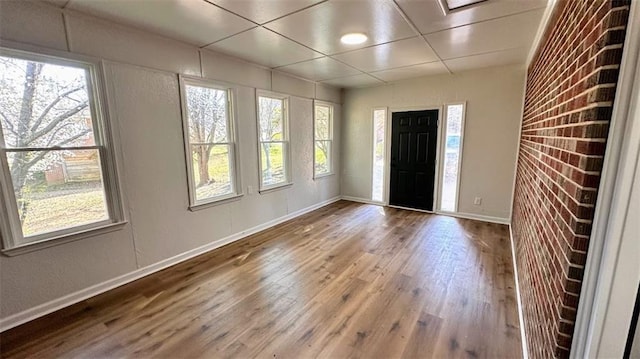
[0,201,522,358]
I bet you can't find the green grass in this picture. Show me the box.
[191,145,231,184]
[21,189,107,237]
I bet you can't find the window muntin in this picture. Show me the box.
[181,78,239,206]
[0,48,122,250]
[314,102,333,177]
[440,103,465,212]
[372,108,387,202]
[257,92,290,190]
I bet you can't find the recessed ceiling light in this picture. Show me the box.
[340,33,368,45]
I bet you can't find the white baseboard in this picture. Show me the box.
[340,196,510,225]
[509,224,529,359]
[0,196,341,333]
[340,195,384,206]
[438,211,510,225]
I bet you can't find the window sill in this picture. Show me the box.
[313,172,335,180]
[1,221,128,257]
[259,182,293,194]
[188,193,244,211]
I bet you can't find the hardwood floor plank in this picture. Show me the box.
[0,201,522,358]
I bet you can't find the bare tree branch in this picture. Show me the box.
[11,128,92,179]
[45,122,77,147]
[0,110,18,137]
[29,102,88,143]
[30,86,84,132]
[52,128,91,148]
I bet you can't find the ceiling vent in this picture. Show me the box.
[437,0,489,15]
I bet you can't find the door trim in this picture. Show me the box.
[385,106,443,211]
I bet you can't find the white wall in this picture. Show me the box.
[0,1,341,325]
[341,65,525,220]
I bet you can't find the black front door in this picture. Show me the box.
[389,110,438,211]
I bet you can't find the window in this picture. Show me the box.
[314,101,333,178]
[256,91,291,191]
[440,103,465,212]
[0,48,123,252]
[372,108,387,202]
[180,77,240,207]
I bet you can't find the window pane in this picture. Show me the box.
[185,85,229,144]
[372,109,386,202]
[315,105,330,140]
[6,149,109,239]
[315,140,331,175]
[258,96,283,141]
[190,144,233,201]
[441,104,464,212]
[260,142,286,187]
[0,56,97,149]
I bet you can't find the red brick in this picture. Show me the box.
[511,0,629,357]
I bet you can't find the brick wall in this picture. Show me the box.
[511,0,630,358]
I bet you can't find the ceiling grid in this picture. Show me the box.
[48,0,546,88]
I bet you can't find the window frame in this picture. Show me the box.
[371,107,388,203]
[178,76,243,210]
[0,45,126,255]
[313,100,335,179]
[255,90,292,192]
[438,102,466,213]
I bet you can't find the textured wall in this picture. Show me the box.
[0,0,341,323]
[511,0,631,357]
[342,65,525,220]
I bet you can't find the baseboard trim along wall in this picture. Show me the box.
[340,195,384,206]
[340,196,510,224]
[438,211,510,225]
[509,224,530,359]
[0,196,342,333]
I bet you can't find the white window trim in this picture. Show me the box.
[438,102,466,213]
[255,89,292,193]
[371,107,387,203]
[0,44,126,256]
[313,100,335,179]
[178,75,243,210]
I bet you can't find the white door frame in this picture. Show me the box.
[385,106,443,212]
[571,1,640,357]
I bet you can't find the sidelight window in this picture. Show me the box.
[439,103,465,212]
[372,108,387,202]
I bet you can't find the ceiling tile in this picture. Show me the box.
[206,27,323,68]
[332,37,439,72]
[209,0,324,24]
[397,0,546,35]
[66,0,255,46]
[371,61,449,82]
[425,9,544,60]
[321,73,384,88]
[444,47,528,73]
[277,57,360,81]
[264,0,415,55]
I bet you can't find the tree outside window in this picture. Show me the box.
[181,79,238,206]
[257,94,289,189]
[314,102,333,177]
[0,50,120,247]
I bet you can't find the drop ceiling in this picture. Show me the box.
[47,0,546,88]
